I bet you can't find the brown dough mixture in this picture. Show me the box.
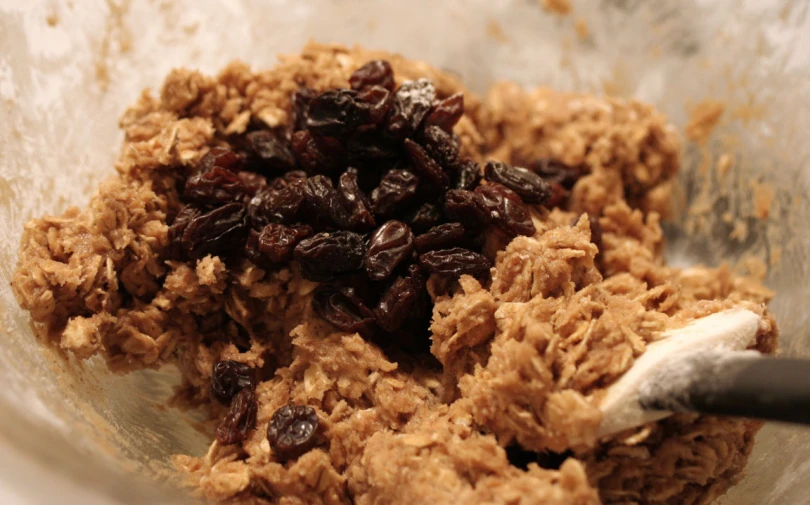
[12,43,777,505]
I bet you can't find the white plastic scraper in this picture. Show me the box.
[596,308,810,437]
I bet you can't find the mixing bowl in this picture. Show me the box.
[1,0,808,503]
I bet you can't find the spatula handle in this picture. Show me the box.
[639,352,810,425]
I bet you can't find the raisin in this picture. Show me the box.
[370,169,420,217]
[405,201,443,233]
[385,79,436,139]
[291,87,318,132]
[312,285,376,336]
[257,223,313,263]
[414,222,466,253]
[184,166,246,206]
[199,146,244,173]
[531,158,583,189]
[346,128,400,163]
[475,183,535,237]
[180,202,248,259]
[168,205,202,259]
[349,60,395,91]
[374,274,419,332]
[453,158,482,191]
[356,85,393,125]
[267,405,320,461]
[420,125,459,170]
[238,171,268,196]
[425,92,464,131]
[418,248,491,277]
[244,228,268,267]
[215,388,258,445]
[211,360,254,404]
[483,161,551,204]
[306,89,364,136]
[293,231,365,281]
[248,180,306,227]
[337,171,375,231]
[404,139,450,190]
[303,175,350,229]
[444,189,490,229]
[291,130,346,175]
[244,130,296,174]
[546,182,569,208]
[364,220,414,281]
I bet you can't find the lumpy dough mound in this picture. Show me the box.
[12,43,777,504]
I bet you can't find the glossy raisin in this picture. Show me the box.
[475,183,535,237]
[425,93,464,131]
[337,171,375,231]
[374,274,419,332]
[238,171,268,196]
[244,130,296,174]
[303,175,350,228]
[356,85,393,125]
[257,223,313,263]
[418,248,491,277]
[420,125,459,170]
[452,158,482,191]
[484,161,551,204]
[291,87,318,132]
[293,231,365,281]
[404,139,450,190]
[168,205,202,259]
[364,220,414,281]
[184,166,246,206]
[414,222,466,253]
[405,201,443,233]
[215,388,258,445]
[211,360,254,404]
[267,405,320,461]
[306,89,365,136]
[248,180,306,227]
[180,202,248,259]
[443,189,490,229]
[199,146,244,173]
[531,158,583,189]
[312,285,376,336]
[385,79,436,139]
[291,130,346,175]
[349,60,395,91]
[370,169,420,217]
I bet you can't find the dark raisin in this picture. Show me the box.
[291,130,346,175]
[444,189,490,229]
[531,159,583,189]
[403,139,450,190]
[337,171,375,231]
[215,388,258,445]
[291,87,318,132]
[293,231,365,281]
[180,202,248,259]
[306,89,364,136]
[211,360,254,404]
[168,205,202,259]
[420,125,459,170]
[244,130,296,174]
[312,285,376,336]
[414,222,466,253]
[425,92,464,131]
[303,175,350,229]
[345,128,400,163]
[184,166,246,206]
[238,171,268,196]
[267,405,320,461]
[257,223,313,263]
[199,146,244,173]
[475,183,535,237]
[364,220,414,281]
[452,158,482,191]
[370,169,419,217]
[418,248,491,277]
[244,229,268,267]
[483,161,551,204]
[248,180,306,227]
[349,60,395,91]
[406,263,429,320]
[374,274,419,332]
[356,85,393,125]
[405,201,443,233]
[385,79,436,140]
[546,182,569,208]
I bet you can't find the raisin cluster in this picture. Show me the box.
[171,59,577,351]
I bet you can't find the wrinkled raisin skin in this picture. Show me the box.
[414,222,466,254]
[475,183,536,237]
[364,220,414,281]
[216,388,258,445]
[420,125,459,170]
[425,93,464,132]
[374,275,419,332]
[444,189,489,229]
[418,248,491,277]
[404,139,450,190]
[405,202,443,233]
[370,169,420,218]
[179,203,248,260]
[293,231,366,281]
[244,130,296,174]
[267,405,320,461]
[211,360,254,404]
[257,224,313,263]
[349,60,395,91]
[303,175,350,229]
[484,161,551,205]
[248,180,306,228]
[183,166,246,206]
[312,285,376,336]
[385,79,436,140]
[291,130,346,175]
[338,171,376,231]
[453,158,482,191]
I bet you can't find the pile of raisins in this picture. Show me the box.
[171,59,579,351]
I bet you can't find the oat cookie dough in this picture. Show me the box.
[12,43,777,505]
